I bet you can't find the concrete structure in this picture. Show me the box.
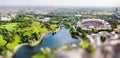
[77,19,111,30]
[87,34,101,47]
[0,15,11,21]
[115,8,120,19]
[38,17,50,22]
[0,16,11,21]
[86,29,120,47]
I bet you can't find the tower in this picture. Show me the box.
[0,13,1,20]
[115,8,120,19]
[116,8,118,15]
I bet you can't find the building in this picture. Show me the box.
[37,17,50,22]
[77,19,111,30]
[0,13,12,21]
[0,15,11,21]
[115,8,120,19]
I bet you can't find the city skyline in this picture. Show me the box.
[0,0,120,7]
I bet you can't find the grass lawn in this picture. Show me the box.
[31,22,48,34]
[7,35,21,50]
[0,22,60,49]
[0,23,18,31]
[50,25,57,30]
[31,22,59,34]
[0,35,7,47]
[29,22,60,46]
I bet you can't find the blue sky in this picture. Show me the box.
[0,0,119,7]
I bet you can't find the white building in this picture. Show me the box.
[0,16,11,21]
[75,14,82,17]
[38,17,50,22]
[87,34,102,47]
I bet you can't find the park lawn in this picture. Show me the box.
[33,53,46,58]
[49,24,60,32]
[0,35,7,47]
[31,22,59,34]
[0,23,18,31]
[81,40,90,49]
[81,40,95,52]
[7,35,21,50]
[23,31,32,36]
[52,21,59,23]
[31,22,48,34]
[39,27,48,34]
[50,25,57,29]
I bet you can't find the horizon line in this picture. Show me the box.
[0,5,120,8]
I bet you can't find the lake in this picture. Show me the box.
[13,27,81,58]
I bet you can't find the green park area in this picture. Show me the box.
[31,22,48,34]
[0,35,7,47]
[0,23,18,31]
[0,20,60,51]
[7,35,21,50]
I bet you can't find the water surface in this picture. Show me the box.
[14,27,81,58]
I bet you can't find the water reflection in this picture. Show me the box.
[14,27,80,58]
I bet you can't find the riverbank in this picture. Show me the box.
[13,27,81,58]
[29,26,61,47]
[11,26,61,57]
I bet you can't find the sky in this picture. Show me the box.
[0,0,120,7]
